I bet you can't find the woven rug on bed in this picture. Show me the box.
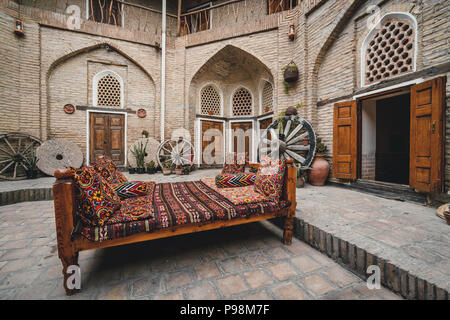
[79,180,290,242]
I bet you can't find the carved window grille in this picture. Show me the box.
[365,18,414,85]
[261,82,273,113]
[200,85,221,116]
[268,0,299,14]
[96,74,122,108]
[89,0,122,26]
[232,88,253,116]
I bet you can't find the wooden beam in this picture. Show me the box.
[180,0,244,17]
[177,0,182,36]
[116,1,177,18]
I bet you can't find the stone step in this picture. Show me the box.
[331,179,428,204]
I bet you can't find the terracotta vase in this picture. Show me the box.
[308,153,330,186]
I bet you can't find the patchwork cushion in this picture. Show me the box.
[92,156,128,185]
[71,166,121,226]
[253,158,286,202]
[222,152,246,174]
[108,184,156,224]
[111,181,152,199]
[215,173,256,188]
[202,178,267,205]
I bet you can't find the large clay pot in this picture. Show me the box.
[308,153,330,186]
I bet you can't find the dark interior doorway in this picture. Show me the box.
[375,93,410,184]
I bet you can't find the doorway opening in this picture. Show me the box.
[360,91,410,185]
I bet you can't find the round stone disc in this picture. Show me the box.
[36,139,84,176]
[127,138,160,168]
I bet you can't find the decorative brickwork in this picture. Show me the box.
[200,85,221,116]
[261,81,273,114]
[232,87,253,116]
[365,18,414,85]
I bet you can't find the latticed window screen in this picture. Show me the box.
[200,85,221,115]
[262,82,273,113]
[232,88,253,116]
[96,74,121,107]
[365,19,414,85]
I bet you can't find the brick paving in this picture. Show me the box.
[296,184,450,297]
[0,200,401,300]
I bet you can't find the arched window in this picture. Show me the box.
[261,81,273,114]
[93,71,123,108]
[362,13,416,86]
[200,85,221,116]
[232,87,253,116]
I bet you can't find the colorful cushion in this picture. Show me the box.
[215,173,256,188]
[71,166,121,226]
[92,156,128,185]
[253,158,286,202]
[222,152,246,174]
[111,181,152,199]
[202,177,267,205]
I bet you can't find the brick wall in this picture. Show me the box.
[0,0,449,195]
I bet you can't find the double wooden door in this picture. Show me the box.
[332,77,446,192]
[89,113,125,165]
[231,122,253,159]
[200,120,223,165]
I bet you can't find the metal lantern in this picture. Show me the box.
[288,24,295,40]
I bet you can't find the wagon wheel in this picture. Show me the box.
[157,138,195,169]
[0,132,42,180]
[258,115,316,167]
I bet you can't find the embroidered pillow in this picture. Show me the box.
[215,173,256,188]
[253,158,286,202]
[92,155,128,185]
[111,181,152,199]
[71,166,121,226]
[222,152,246,174]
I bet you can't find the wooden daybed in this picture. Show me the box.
[52,160,297,295]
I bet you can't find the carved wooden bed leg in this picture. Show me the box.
[53,169,80,295]
[60,253,80,295]
[283,217,294,245]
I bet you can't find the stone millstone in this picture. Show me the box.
[36,139,84,176]
[128,138,160,168]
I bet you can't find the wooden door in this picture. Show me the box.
[333,100,358,180]
[201,120,223,165]
[90,113,125,165]
[231,122,253,159]
[410,77,445,192]
[259,117,273,141]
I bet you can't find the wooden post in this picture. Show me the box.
[53,169,80,295]
[283,159,296,245]
[177,0,182,36]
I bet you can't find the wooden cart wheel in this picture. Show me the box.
[0,132,42,180]
[258,115,316,167]
[157,138,195,168]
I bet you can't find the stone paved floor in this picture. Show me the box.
[296,184,450,293]
[0,201,401,300]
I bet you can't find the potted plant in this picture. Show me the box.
[146,161,156,174]
[162,161,172,175]
[128,166,136,174]
[24,150,39,179]
[283,61,299,82]
[131,140,148,174]
[308,137,330,186]
[175,164,183,175]
[296,165,310,188]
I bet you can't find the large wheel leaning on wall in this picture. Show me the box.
[36,139,83,176]
[128,138,160,168]
[0,132,42,180]
[157,138,195,168]
[258,115,316,168]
